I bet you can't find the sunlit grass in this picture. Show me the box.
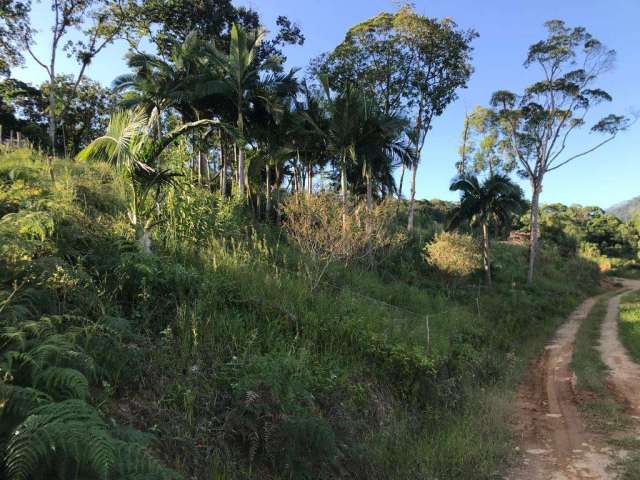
[619,290,640,361]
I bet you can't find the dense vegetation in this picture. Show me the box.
[528,203,640,273]
[0,148,600,478]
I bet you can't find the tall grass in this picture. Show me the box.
[0,149,601,479]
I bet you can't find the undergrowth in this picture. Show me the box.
[0,149,601,479]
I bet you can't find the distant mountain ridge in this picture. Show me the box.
[608,196,640,221]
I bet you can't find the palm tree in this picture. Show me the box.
[199,23,271,197]
[312,76,365,222]
[449,174,526,286]
[77,108,220,252]
[113,31,208,140]
[355,104,414,211]
[293,80,330,197]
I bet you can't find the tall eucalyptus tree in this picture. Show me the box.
[20,0,133,153]
[490,20,629,283]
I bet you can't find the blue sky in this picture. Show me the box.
[16,0,639,208]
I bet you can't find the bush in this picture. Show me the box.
[282,193,404,287]
[424,232,481,281]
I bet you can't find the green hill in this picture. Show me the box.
[608,196,640,221]
[0,149,600,479]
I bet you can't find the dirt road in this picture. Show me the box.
[599,279,640,416]
[508,279,640,479]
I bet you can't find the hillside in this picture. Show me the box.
[0,149,602,479]
[608,196,640,221]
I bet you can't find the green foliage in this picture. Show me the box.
[0,151,180,480]
[0,150,601,479]
[163,183,245,245]
[619,290,640,362]
[520,204,640,261]
[424,231,482,279]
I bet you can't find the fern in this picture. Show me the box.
[34,367,89,400]
[0,384,51,431]
[0,165,181,480]
[28,334,95,377]
[0,211,54,241]
[4,400,112,480]
[4,400,180,480]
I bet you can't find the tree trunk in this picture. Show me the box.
[307,161,313,196]
[341,158,348,231]
[407,161,418,232]
[398,162,405,200]
[482,221,492,287]
[220,142,227,196]
[200,150,208,185]
[275,163,282,225]
[265,164,272,221]
[139,229,152,254]
[366,169,373,212]
[196,150,202,183]
[48,74,56,154]
[237,97,245,197]
[237,147,245,196]
[527,181,542,284]
[366,167,373,245]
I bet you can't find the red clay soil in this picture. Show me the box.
[508,296,615,479]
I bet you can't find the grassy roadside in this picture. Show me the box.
[571,291,628,432]
[619,290,640,361]
[615,289,640,478]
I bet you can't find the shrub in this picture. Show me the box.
[424,232,481,280]
[579,241,601,259]
[282,193,404,288]
[162,185,245,246]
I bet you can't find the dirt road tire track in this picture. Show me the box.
[508,295,614,479]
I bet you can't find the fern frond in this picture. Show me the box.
[0,326,27,350]
[4,400,111,480]
[0,383,52,420]
[0,350,34,379]
[4,399,179,480]
[0,211,54,241]
[28,334,95,376]
[22,315,88,339]
[34,367,89,401]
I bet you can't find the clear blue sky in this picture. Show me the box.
[16,0,639,209]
